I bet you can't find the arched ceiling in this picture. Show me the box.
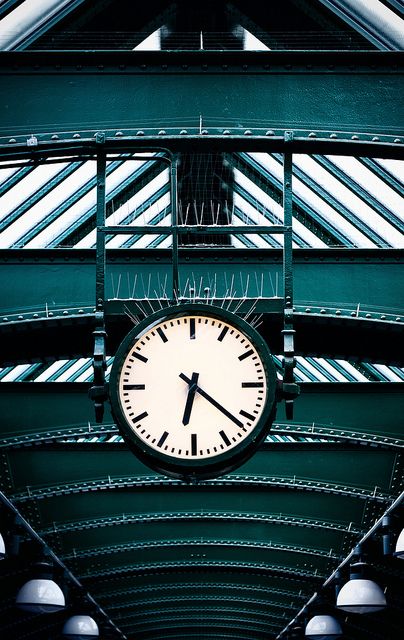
[0,2,403,640]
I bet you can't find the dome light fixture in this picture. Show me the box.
[305,614,342,639]
[16,561,65,613]
[394,527,404,559]
[336,561,386,614]
[62,614,99,639]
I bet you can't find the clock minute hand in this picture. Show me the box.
[179,373,243,428]
[182,371,199,426]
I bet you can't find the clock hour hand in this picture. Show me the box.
[182,371,199,426]
[179,373,243,428]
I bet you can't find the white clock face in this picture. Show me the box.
[115,313,269,461]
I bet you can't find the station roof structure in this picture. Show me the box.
[0,1,403,639]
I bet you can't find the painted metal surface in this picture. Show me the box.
[0,51,402,143]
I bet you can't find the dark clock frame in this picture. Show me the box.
[109,303,278,481]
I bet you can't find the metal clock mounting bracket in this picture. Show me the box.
[89,141,300,423]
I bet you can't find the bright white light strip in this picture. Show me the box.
[28,159,148,248]
[76,169,169,248]
[295,155,403,246]
[234,169,327,248]
[250,153,376,247]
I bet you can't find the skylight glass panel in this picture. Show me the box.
[310,357,348,382]
[234,168,328,248]
[334,360,370,381]
[325,154,404,227]
[54,358,92,382]
[0,165,21,185]
[75,169,169,249]
[0,162,69,226]
[370,364,404,382]
[34,360,70,382]
[0,363,33,381]
[27,158,152,249]
[295,356,330,382]
[374,158,404,184]
[106,192,171,249]
[242,27,270,51]
[295,155,403,246]
[250,153,377,248]
[133,27,161,51]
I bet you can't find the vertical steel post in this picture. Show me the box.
[171,154,179,298]
[95,148,107,309]
[90,141,108,423]
[283,152,293,307]
[282,151,298,418]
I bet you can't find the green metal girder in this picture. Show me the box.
[5,445,396,497]
[1,247,403,313]
[0,51,403,146]
[1,382,402,441]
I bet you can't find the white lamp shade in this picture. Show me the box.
[336,578,386,614]
[305,614,342,639]
[16,578,65,613]
[0,532,5,559]
[62,615,99,639]
[394,527,404,558]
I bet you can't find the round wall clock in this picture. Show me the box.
[109,304,278,481]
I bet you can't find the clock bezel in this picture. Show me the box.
[109,303,277,481]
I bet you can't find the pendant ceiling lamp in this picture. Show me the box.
[305,614,342,639]
[336,561,386,614]
[394,527,404,558]
[62,614,99,639]
[16,561,65,613]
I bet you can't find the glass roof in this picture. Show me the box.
[0,153,402,250]
[1,356,403,383]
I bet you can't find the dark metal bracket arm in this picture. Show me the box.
[90,140,299,422]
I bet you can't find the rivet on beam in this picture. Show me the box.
[115,131,123,137]
[8,138,16,143]
[136,131,145,136]
[223,130,230,135]
[244,130,252,135]
[351,135,359,140]
[394,138,402,143]
[372,136,380,141]
[51,134,59,140]
[180,130,188,135]
[265,130,274,136]
[73,133,80,138]
[335,310,341,315]
[158,130,166,135]
[201,129,208,135]
[308,132,316,138]
[330,133,337,139]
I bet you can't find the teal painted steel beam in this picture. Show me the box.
[1,382,403,442]
[0,51,403,152]
[0,248,402,314]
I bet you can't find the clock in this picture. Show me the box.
[109,304,278,481]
